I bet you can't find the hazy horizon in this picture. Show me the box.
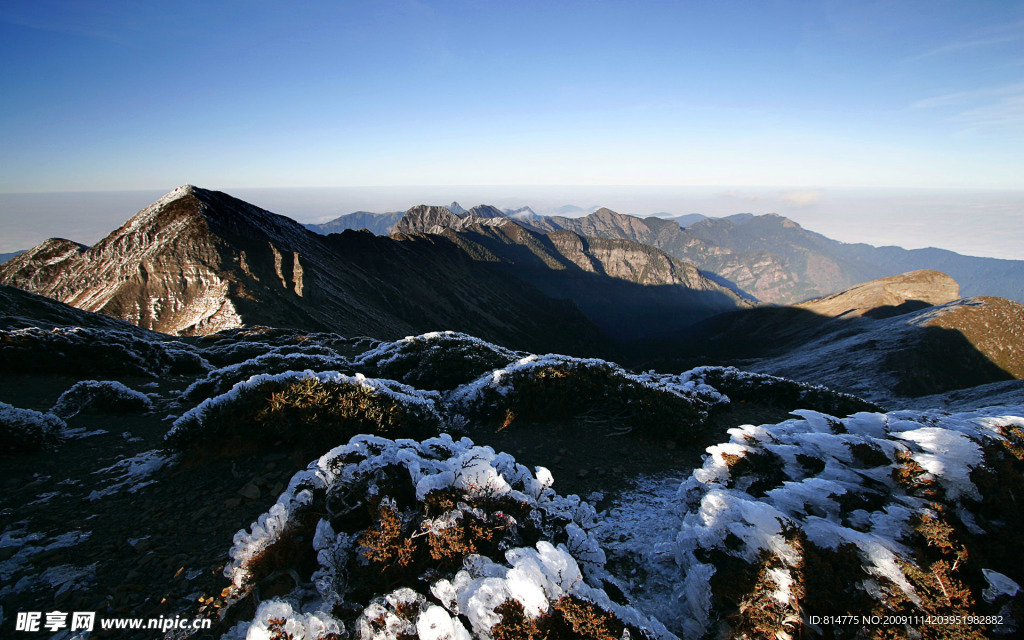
[1,185,1021,261]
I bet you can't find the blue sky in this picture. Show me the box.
[1,0,1023,192]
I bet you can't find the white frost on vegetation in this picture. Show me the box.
[982,569,1021,603]
[51,380,153,419]
[0,401,65,450]
[167,369,441,444]
[447,353,726,410]
[354,331,518,370]
[180,346,353,403]
[596,404,1024,638]
[222,433,673,640]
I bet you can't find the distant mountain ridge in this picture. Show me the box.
[305,211,404,236]
[0,250,25,264]
[307,200,1024,306]
[512,208,1024,305]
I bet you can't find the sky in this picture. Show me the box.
[0,1,1022,257]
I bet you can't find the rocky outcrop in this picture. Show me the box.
[796,269,960,318]
[392,205,461,234]
[393,205,511,235]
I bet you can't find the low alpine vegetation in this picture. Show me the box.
[220,433,670,640]
[180,348,354,406]
[0,326,209,377]
[353,331,521,391]
[0,401,65,453]
[448,354,724,439]
[678,366,884,416]
[50,380,153,419]
[186,326,359,367]
[165,371,442,454]
[636,405,1024,638]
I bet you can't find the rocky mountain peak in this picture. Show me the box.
[466,205,505,219]
[393,205,460,234]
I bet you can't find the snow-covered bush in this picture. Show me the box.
[678,366,882,416]
[0,326,208,376]
[187,326,357,367]
[448,354,719,438]
[166,371,442,452]
[221,434,670,640]
[354,331,521,391]
[0,401,65,452]
[50,380,153,419]
[180,348,354,405]
[652,406,1024,638]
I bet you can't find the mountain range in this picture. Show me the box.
[306,205,1024,305]
[2,185,1021,403]
[0,186,607,354]
[0,186,753,350]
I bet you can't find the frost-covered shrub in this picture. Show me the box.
[679,366,882,416]
[0,326,209,376]
[51,380,153,419]
[0,401,65,453]
[220,434,670,640]
[649,406,1024,638]
[187,326,357,367]
[448,354,719,438]
[180,348,354,405]
[354,331,521,391]
[166,371,441,452]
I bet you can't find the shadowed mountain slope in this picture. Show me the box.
[394,206,754,340]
